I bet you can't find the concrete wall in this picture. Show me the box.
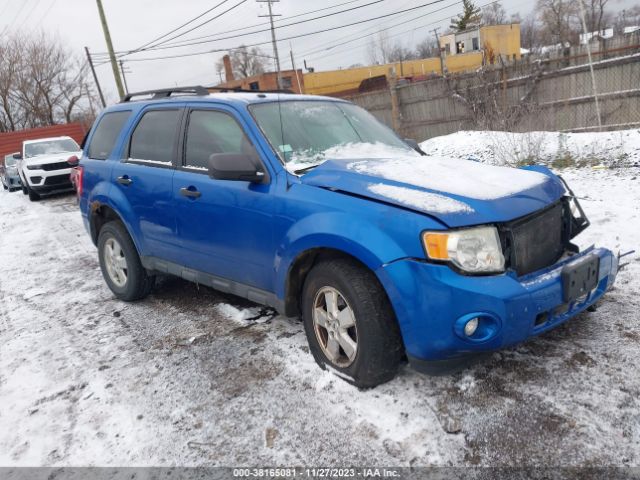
[349,51,640,141]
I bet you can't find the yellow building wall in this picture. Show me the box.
[302,24,520,96]
[445,51,484,73]
[481,24,521,60]
[304,58,442,96]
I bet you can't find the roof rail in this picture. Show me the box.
[208,86,294,95]
[121,85,210,103]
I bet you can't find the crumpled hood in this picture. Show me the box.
[300,155,566,227]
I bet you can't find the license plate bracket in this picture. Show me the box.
[561,254,600,303]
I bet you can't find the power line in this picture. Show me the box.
[96,0,448,59]
[17,0,43,29]
[120,0,236,59]
[118,0,251,59]
[149,0,368,48]
[0,0,31,36]
[35,0,58,26]
[299,0,461,61]
[132,0,389,54]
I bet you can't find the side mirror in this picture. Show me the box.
[67,155,80,166]
[404,138,426,155]
[208,153,268,184]
[13,153,22,160]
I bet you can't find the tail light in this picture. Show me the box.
[75,166,84,198]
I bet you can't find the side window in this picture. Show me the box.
[88,111,131,160]
[184,110,256,169]
[129,110,181,165]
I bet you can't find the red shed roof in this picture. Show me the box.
[0,123,89,161]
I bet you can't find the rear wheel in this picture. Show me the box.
[301,258,404,388]
[98,221,154,301]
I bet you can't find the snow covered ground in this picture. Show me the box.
[0,145,639,467]
[421,129,640,168]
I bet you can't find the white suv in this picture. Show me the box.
[16,136,82,201]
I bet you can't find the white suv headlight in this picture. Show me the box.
[422,226,505,273]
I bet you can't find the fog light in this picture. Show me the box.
[464,317,479,337]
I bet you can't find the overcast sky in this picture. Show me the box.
[0,0,635,101]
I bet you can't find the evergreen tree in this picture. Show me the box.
[450,0,482,31]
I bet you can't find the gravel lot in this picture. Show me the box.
[0,167,638,467]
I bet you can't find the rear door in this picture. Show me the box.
[172,105,276,291]
[111,106,183,262]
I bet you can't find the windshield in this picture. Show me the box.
[25,139,79,158]
[4,155,16,167]
[250,100,415,173]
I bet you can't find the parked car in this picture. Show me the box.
[1,153,22,191]
[15,136,81,201]
[78,87,618,388]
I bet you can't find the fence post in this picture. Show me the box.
[388,67,402,135]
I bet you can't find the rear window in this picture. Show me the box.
[129,110,180,165]
[88,111,131,160]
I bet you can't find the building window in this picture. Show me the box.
[472,37,479,50]
[249,82,260,91]
[282,76,293,89]
[456,41,465,54]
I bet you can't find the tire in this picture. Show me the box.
[97,221,154,301]
[301,258,404,388]
[28,189,40,201]
[1,178,7,190]
[22,185,28,195]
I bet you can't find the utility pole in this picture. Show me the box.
[432,27,445,76]
[119,60,130,95]
[577,0,603,130]
[257,0,283,90]
[85,46,106,108]
[95,0,125,100]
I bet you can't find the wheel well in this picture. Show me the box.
[90,204,123,245]
[283,248,374,317]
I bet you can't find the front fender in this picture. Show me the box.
[273,212,408,300]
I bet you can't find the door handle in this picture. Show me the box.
[117,175,132,186]
[180,187,201,199]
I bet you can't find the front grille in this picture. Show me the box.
[41,162,70,171]
[504,201,567,276]
[44,174,71,186]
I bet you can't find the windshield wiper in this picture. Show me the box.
[293,164,320,175]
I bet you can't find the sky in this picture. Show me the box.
[0,0,635,101]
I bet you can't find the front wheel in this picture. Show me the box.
[28,189,40,201]
[98,221,154,301]
[302,258,404,388]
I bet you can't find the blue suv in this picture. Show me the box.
[78,86,618,388]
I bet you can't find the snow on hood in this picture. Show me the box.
[300,155,566,227]
[348,155,549,200]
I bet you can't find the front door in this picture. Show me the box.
[172,107,276,291]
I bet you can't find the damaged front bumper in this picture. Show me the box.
[377,246,618,371]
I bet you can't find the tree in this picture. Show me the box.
[520,13,543,49]
[536,0,580,45]
[414,38,439,58]
[387,43,418,62]
[584,0,611,34]
[613,5,640,33]
[450,0,481,31]
[481,2,507,25]
[366,31,393,65]
[0,32,95,132]
[216,45,268,80]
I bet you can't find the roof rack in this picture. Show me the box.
[121,86,210,103]
[208,86,294,95]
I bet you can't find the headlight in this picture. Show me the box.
[422,226,505,273]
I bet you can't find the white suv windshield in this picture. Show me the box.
[250,100,415,173]
[25,139,79,158]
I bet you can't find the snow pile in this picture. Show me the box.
[348,156,548,200]
[368,183,474,214]
[420,129,640,167]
